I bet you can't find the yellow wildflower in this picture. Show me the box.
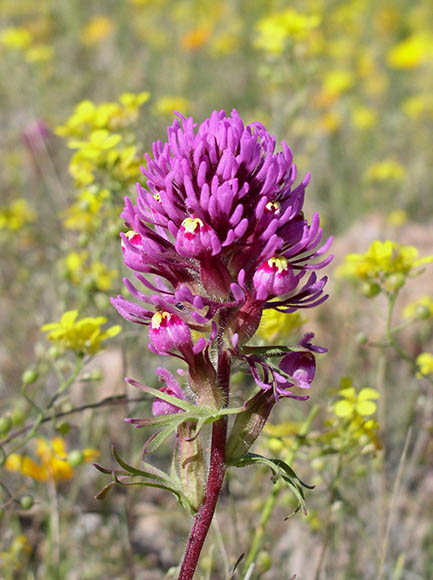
[403,296,433,320]
[5,437,99,482]
[0,26,32,50]
[416,353,433,377]
[155,96,190,117]
[333,379,380,419]
[366,159,406,182]
[0,199,36,231]
[41,310,121,355]
[56,92,149,137]
[337,240,433,282]
[256,310,306,342]
[387,32,433,69]
[80,15,114,46]
[255,8,320,55]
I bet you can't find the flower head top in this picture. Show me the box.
[113,110,331,351]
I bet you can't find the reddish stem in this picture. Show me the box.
[178,416,227,580]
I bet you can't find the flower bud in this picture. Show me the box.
[21,368,38,385]
[385,273,406,292]
[253,256,296,301]
[415,305,431,320]
[149,311,192,354]
[177,423,206,512]
[20,495,34,510]
[361,281,381,298]
[0,416,13,436]
[226,390,275,461]
[68,450,84,467]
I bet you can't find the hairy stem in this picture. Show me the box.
[178,416,227,580]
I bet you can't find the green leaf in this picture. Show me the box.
[242,345,294,358]
[112,445,170,482]
[229,452,310,514]
[113,473,193,512]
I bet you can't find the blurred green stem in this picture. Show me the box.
[6,357,85,455]
[313,454,343,580]
[242,405,319,576]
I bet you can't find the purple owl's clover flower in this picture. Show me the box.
[111,109,332,580]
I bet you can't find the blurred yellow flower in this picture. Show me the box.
[386,209,407,228]
[402,94,433,120]
[337,240,433,281]
[0,26,31,50]
[56,92,149,138]
[81,15,114,46]
[387,32,433,69]
[256,310,306,342]
[181,25,211,51]
[62,251,118,292]
[255,8,320,55]
[0,199,36,231]
[351,105,376,130]
[210,23,241,57]
[42,310,121,355]
[0,534,31,571]
[155,96,190,117]
[416,353,433,377]
[318,111,342,133]
[333,381,380,419]
[403,296,433,320]
[25,44,53,63]
[62,188,109,231]
[366,159,406,182]
[319,69,354,105]
[5,437,99,482]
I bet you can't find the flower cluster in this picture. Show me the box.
[5,437,99,483]
[112,109,332,410]
[337,239,433,295]
[56,92,149,186]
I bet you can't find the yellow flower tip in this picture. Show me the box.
[151,311,171,329]
[181,217,204,233]
[267,256,289,273]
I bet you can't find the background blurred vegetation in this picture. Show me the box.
[1,0,432,578]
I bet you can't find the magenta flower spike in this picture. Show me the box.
[110,109,332,580]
